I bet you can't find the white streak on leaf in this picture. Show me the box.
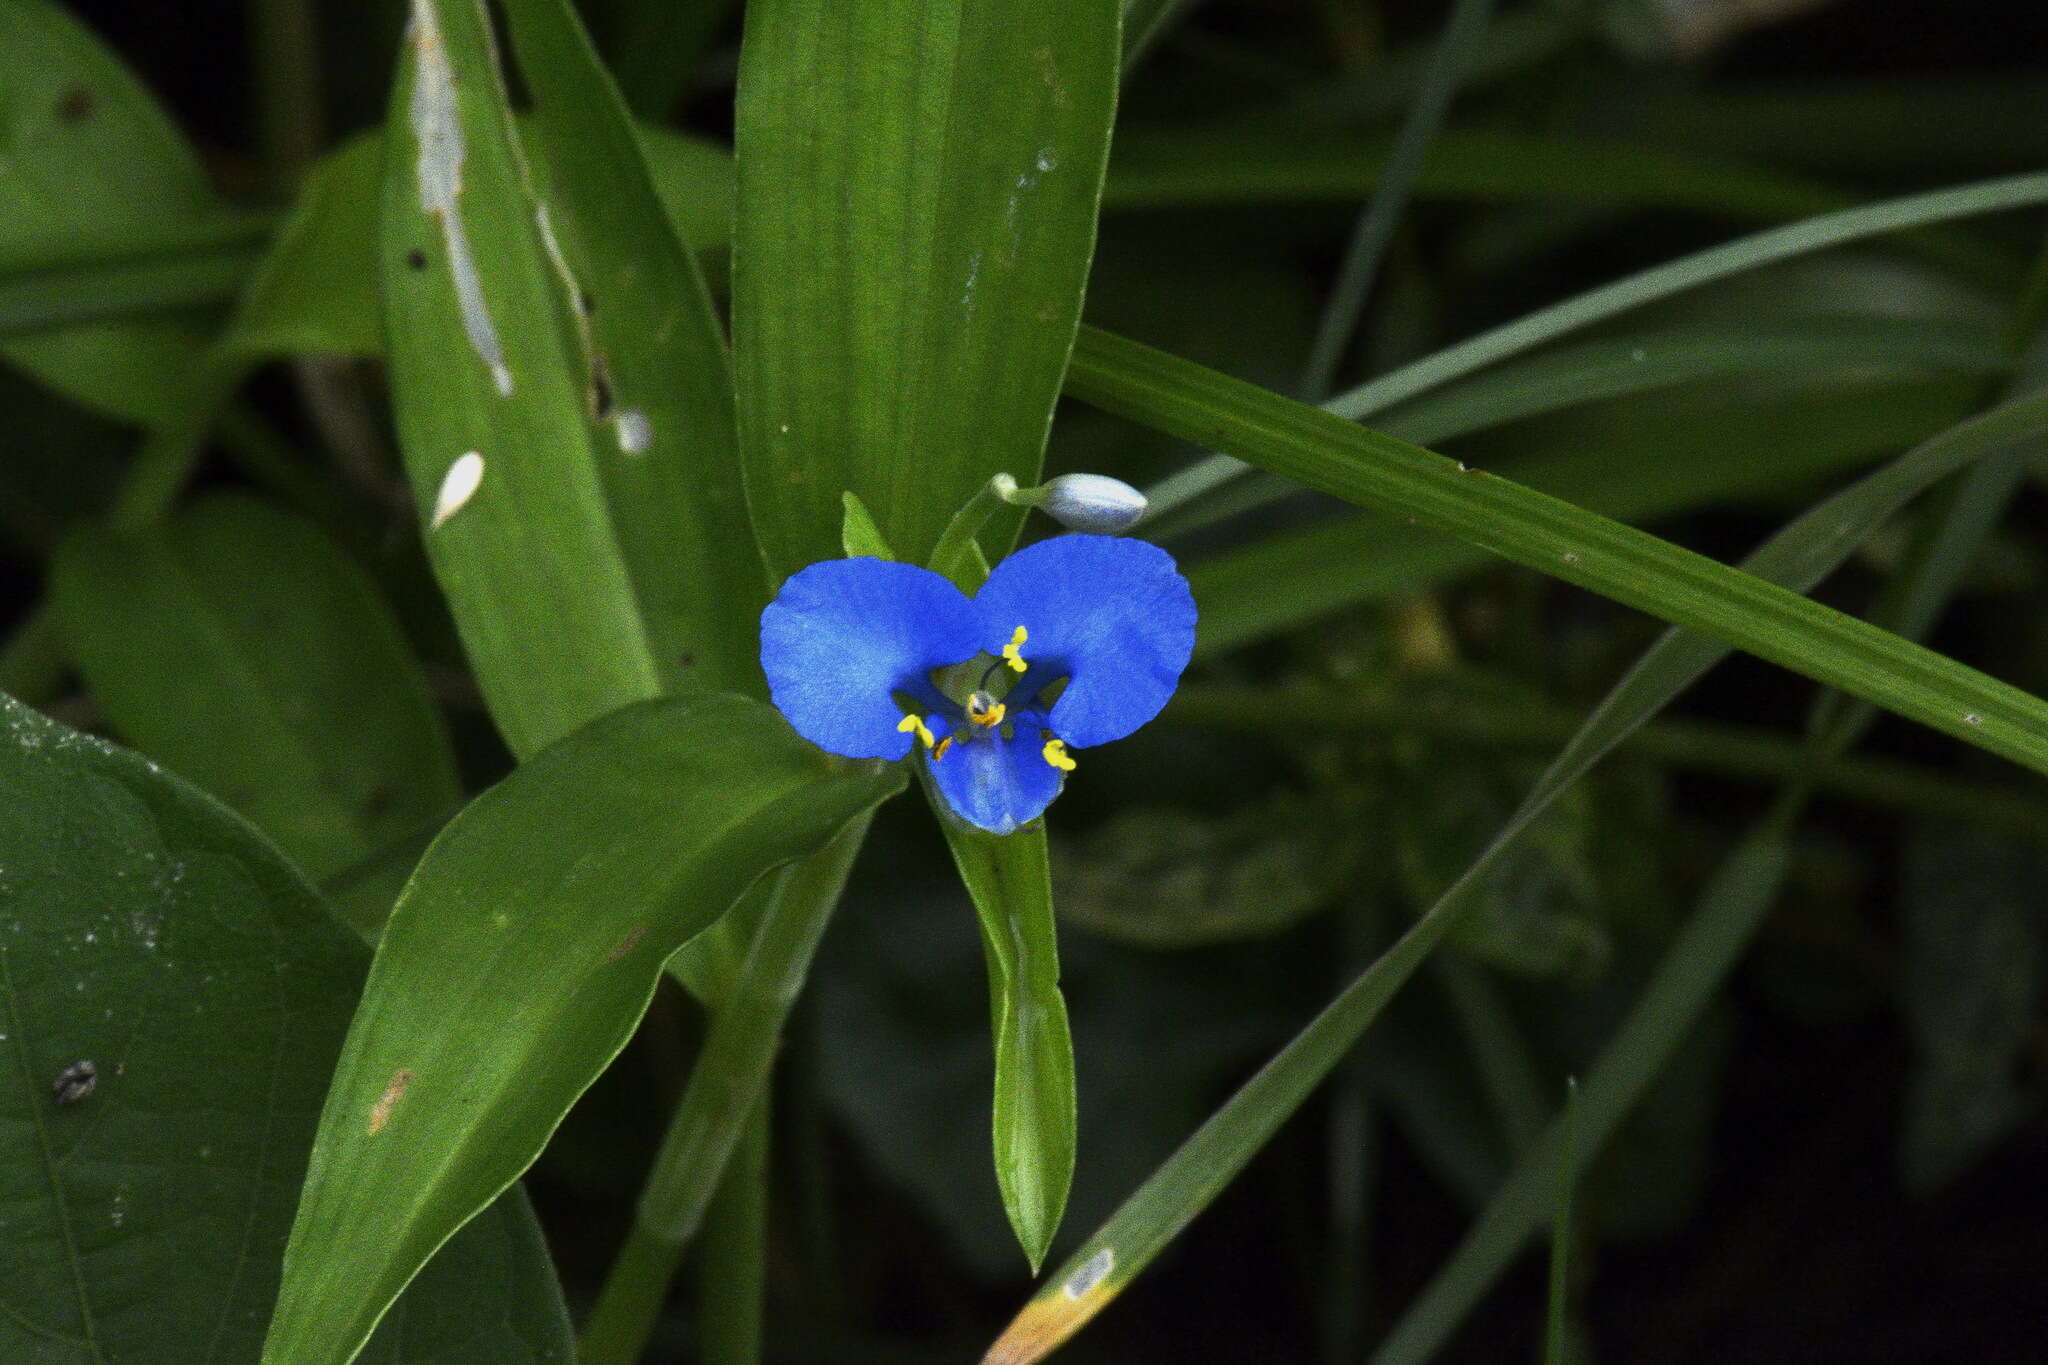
[409,0,513,397]
[614,408,653,455]
[432,451,485,528]
[1064,1247,1113,1300]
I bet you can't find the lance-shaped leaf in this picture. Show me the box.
[733,0,1122,577]
[940,819,1078,1272]
[382,0,660,758]
[49,493,458,882]
[495,0,763,697]
[262,694,902,1365]
[0,693,570,1364]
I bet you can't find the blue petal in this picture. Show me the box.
[926,721,1067,835]
[974,535,1196,749]
[760,557,982,759]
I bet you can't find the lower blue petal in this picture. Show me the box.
[760,557,982,759]
[975,535,1196,749]
[926,721,1066,835]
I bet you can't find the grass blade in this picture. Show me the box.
[983,369,2048,1363]
[1070,326,2048,776]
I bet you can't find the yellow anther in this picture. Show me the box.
[897,713,935,748]
[932,737,953,761]
[1042,738,1076,772]
[1002,624,1029,674]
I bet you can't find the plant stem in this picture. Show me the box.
[698,1098,770,1365]
[579,814,869,1365]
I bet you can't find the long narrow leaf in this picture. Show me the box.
[1070,327,2048,776]
[983,373,2048,1363]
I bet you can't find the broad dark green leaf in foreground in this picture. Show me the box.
[49,493,458,882]
[733,0,1122,576]
[0,693,569,1363]
[986,353,2048,1364]
[263,695,902,1365]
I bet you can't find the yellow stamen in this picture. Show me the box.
[967,697,1007,728]
[932,737,953,761]
[1042,738,1076,772]
[897,713,935,748]
[1002,624,1029,674]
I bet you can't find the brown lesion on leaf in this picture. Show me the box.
[56,87,94,122]
[981,1248,1117,1365]
[604,926,649,965]
[369,1067,415,1135]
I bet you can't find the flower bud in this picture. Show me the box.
[1037,473,1147,534]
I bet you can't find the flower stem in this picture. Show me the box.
[578,813,870,1365]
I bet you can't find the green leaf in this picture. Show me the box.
[497,0,763,698]
[840,491,896,560]
[937,818,1077,1273]
[733,0,1122,577]
[983,368,2048,1363]
[0,692,570,1364]
[1190,372,1988,654]
[382,0,661,757]
[226,123,736,365]
[231,133,383,358]
[262,694,902,1365]
[48,493,458,882]
[1070,326,2048,776]
[0,0,221,425]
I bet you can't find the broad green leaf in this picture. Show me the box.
[733,0,1122,577]
[0,0,219,426]
[381,0,659,757]
[1070,326,2048,777]
[0,692,570,1364]
[263,694,902,1365]
[49,493,458,881]
[983,370,2048,1363]
[497,0,763,698]
[938,818,1077,1273]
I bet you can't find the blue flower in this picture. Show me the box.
[760,535,1197,834]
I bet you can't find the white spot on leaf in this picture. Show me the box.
[614,408,653,455]
[1064,1247,1113,1299]
[409,0,514,397]
[432,451,485,528]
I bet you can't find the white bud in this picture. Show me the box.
[1039,473,1146,534]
